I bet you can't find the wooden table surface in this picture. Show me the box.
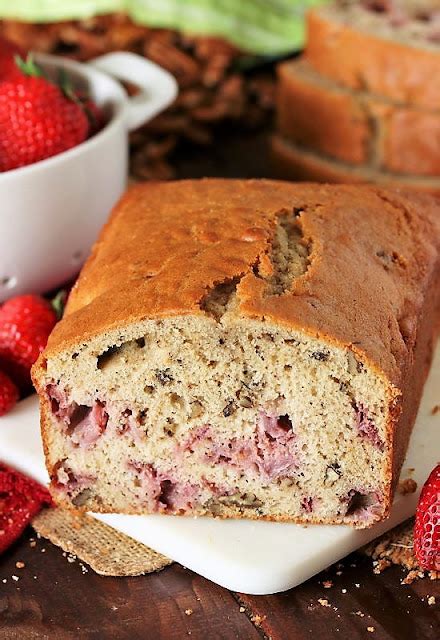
[1,126,439,640]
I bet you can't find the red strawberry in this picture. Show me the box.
[0,37,26,83]
[0,463,52,554]
[0,294,57,391]
[0,370,18,416]
[0,59,89,171]
[414,464,440,571]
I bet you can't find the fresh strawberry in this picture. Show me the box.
[0,57,89,171]
[414,464,440,571]
[0,463,52,554]
[0,370,18,416]
[0,294,57,391]
[0,37,26,82]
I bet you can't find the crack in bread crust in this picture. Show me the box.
[255,209,312,297]
[200,278,242,321]
[200,208,312,319]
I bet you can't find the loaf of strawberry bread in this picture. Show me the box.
[306,1,440,108]
[277,59,440,177]
[32,180,440,528]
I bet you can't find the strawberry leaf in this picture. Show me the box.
[51,290,67,320]
[15,53,46,78]
[57,67,78,102]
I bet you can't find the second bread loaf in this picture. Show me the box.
[277,60,440,177]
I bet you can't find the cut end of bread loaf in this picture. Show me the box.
[318,1,440,48]
[33,180,440,530]
[40,316,393,528]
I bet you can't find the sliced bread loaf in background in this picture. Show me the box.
[306,1,440,109]
[277,59,440,177]
[274,1,440,189]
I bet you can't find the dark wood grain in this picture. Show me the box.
[238,554,440,640]
[0,529,264,640]
[1,529,439,640]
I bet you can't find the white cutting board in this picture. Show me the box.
[1,345,439,595]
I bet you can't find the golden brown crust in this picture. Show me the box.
[370,104,440,177]
[273,135,369,184]
[390,256,440,498]
[277,61,369,165]
[34,179,440,390]
[306,8,440,109]
[271,135,440,195]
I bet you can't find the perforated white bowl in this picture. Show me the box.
[0,52,177,302]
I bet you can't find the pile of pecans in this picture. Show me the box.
[0,14,275,179]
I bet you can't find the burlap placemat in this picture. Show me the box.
[363,518,417,570]
[362,518,439,583]
[32,508,172,576]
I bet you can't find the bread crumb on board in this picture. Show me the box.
[401,570,425,585]
[431,405,440,415]
[373,559,392,574]
[184,608,193,616]
[367,626,375,633]
[318,598,331,607]
[400,569,439,585]
[427,596,436,606]
[398,478,417,495]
